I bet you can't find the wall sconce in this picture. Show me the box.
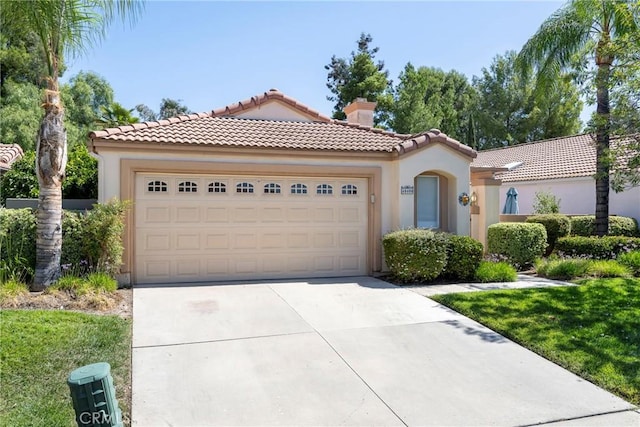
[470,191,477,206]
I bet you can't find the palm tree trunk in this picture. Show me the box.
[594,62,611,237]
[33,87,67,291]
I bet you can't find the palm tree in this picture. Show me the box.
[517,0,639,236]
[97,102,140,127]
[1,1,143,290]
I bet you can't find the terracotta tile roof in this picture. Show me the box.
[0,144,24,171]
[473,133,635,182]
[211,88,332,123]
[89,90,477,158]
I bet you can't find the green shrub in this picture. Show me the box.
[81,201,128,275]
[535,258,590,280]
[555,236,640,259]
[487,222,547,268]
[570,215,639,237]
[0,200,128,282]
[526,214,571,255]
[442,235,484,281]
[0,208,36,283]
[475,261,517,283]
[86,272,118,292]
[618,251,640,276]
[532,191,560,214]
[586,260,630,278]
[383,229,448,282]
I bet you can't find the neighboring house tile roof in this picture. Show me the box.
[89,89,476,158]
[473,133,635,182]
[0,144,24,171]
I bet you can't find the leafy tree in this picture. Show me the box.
[0,25,49,91]
[0,80,42,151]
[64,71,115,130]
[390,63,478,145]
[134,98,192,121]
[474,51,582,149]
[517,0,639,236]
[532,191,561,214]
[325,33,393,127]
[0,145,97,204]
[1,0,143,289]
[97,102,140,127]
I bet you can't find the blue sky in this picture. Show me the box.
[62,1,579,121]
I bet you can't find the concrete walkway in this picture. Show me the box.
[407,274,577,297]
[132,277,639,426]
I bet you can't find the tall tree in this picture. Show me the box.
[390,63,478,145]
[325,33,393,127]
[134,98,192,121]
[517,0,639,236]
[474,51,582,149]
[1,0,143,289]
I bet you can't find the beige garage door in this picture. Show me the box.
[134,173,368,284]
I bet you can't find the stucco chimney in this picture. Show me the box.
[343,98,377,128]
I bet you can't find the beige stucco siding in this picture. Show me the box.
[397,144,471,235]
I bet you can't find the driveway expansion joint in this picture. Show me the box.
[518,408,640,427]
[132,330,315,349]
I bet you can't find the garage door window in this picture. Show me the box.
[147,180,167,192]
[208,182,226,193]
[291,183,307,195]
[415,176,439,228]
[178,181,198,193]
[264,183,281,194]
[317,184,333,195]
[236,182,254,193]
[341,184,357,195]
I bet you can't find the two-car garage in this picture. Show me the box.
[134,173,369,284]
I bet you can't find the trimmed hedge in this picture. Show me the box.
[382,229,448,282]
[555,236,640,259]
[442,235,483,281]
[570,215,639,237]
[0,200,128,282]
[487,222,547,268]
[526,214,571,255]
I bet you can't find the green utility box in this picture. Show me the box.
[67,362,122,427]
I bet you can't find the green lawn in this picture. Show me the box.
[432,278,640,405]
[0,310,131,426]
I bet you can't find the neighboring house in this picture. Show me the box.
[0,143,24,175]
[473,134,640,223]
[89,90,476,285]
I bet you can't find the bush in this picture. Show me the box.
[0,208,36,283]
[532,191,560,214]
[586,260,631,278]
[570,215,639,237]
[618,251,640,276]
[0,200,128,282]
[442,235,484,281]
[383,229,448,282]
[555,236,640,259]
[81,201,128,275]
[535,258,590,280]
[487,222,547,268]
[526,214,571,255]
[475,261,517,283]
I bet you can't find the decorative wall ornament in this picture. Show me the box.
[458,192,470,206]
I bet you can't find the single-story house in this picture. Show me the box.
[0,143,24,175]
[89,89,477,285]
[473,134,640,223]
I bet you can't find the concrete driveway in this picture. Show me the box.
[132,277,639,426]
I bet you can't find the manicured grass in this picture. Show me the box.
[0,310,131,426]
[432,278,640,405]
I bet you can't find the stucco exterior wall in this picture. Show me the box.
[499,178,640,223]
[397,144,471,235]
[234,101,314,122]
